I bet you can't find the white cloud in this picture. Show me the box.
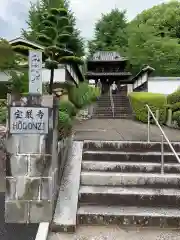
[0,0,169,40]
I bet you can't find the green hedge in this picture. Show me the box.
[129,92,167,124]
[167,89,180,104]
[59,100,77,117]
[167,102,180,113]
[172,111,180,127]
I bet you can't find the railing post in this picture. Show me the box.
[147,109,150,142]
[161,135,164,174]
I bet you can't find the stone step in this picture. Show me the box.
[82,151,179,163]
[79,186,180,207]
[83,141,180,152]
[77,205,180,228]
[80,172,180,188]
[92,116,131,119]
[81,161,180,173]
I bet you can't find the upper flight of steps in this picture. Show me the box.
[77,140,180,228]
[92,93,132,119]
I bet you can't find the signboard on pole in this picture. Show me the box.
[29,50,42,94]
[9,107,49,134]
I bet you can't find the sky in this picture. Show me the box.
[0,0,169,41]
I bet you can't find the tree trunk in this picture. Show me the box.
[49,68,54,94]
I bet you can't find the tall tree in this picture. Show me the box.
[132,1,180,40]
[0,38,16,71]
[88,9,128,55]
[127,1,180,76]
[22,0,84,56]
[37,8,73,94]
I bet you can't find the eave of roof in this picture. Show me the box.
[85,71,132,76]
[132,66,155,82]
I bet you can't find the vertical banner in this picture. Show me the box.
[29,50,42,94]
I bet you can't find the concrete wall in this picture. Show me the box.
[148,77,180,94]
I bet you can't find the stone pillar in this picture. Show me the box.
[166,109,172,127]
[5,94,59,223]
[127,84,133,93]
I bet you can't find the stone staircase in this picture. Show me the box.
[77,140,180,228]
[92,93,132,119]
[92,93,113,118]
[112,93,132,119]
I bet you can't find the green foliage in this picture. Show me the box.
[0,99,6,124]
[68,82,100,109]
[8,71,29,94]
[88,86,101,102]
[129,92,167,124]
[0,82,9,99]
[127,1,180,76]
[172,111,180,127]
[167,89,180,104]
[88,2,180,76]
[168,102,180,113]
[132,1,180,40]
[36,7,73,93]
[127,25,180,75]
[59,100,77,117]
[88,8,128,55]
[0,38,16,70]
[59,56,84,65]
[22,0,84,56]
[58,110,72,140]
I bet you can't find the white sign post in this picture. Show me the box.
[9,107,49,134]
[29,50,42,94]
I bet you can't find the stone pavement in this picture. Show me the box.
[73,119,179,142]
[48,225,180,240]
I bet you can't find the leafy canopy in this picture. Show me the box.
[88,8,128,56]
[22,0,84,56]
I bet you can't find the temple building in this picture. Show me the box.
[86,51,155,119]
[86,51,132,95]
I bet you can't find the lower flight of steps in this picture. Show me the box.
[77,140,180,228]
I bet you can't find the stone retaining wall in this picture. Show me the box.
[5,94,72,223]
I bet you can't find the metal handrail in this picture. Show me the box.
[109,88,115,118]
[146,104,180,168]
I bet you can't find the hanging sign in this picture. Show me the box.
[29,50,42,94]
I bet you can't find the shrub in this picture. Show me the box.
[129,92,167,124]
[88,86,101,102]
[8,71,29,94]
[172,111,180,127]
[59,100,77,117]
[0,107,6,124]
[0,99,6,124]
[169,102,180,113]
[58,111,73,140]
[167,89,180,104]
[0,82,8,99]
[68,82,92,109]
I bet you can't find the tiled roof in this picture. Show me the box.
[89,51,127,61]
[86,71,132,76]
[149,77,180,81]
